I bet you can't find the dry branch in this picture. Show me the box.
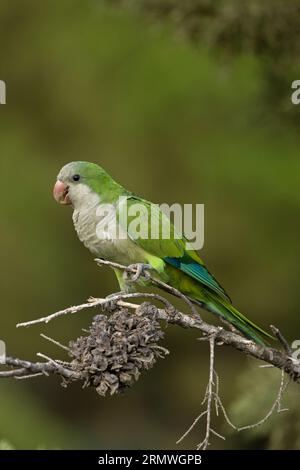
[0,260,298,448]
[9,259,300,382]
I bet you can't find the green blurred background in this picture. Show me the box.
[0,0,300,450]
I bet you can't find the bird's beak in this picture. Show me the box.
[53,180,71,205]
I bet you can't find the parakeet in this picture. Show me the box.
[53,161,272,345]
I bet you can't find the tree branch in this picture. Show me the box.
[1,259,298,448]
[13,259,300,382]
[0,356,80,380]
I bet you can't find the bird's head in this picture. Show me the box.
[53,161,115,209]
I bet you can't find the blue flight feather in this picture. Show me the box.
[164,255,231,302]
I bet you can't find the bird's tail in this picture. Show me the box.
[196,294,274,346]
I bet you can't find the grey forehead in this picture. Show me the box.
[57,162,77,180]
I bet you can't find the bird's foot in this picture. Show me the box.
[103,291,126,312]
[123,263,152,283]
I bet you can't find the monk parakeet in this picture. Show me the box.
[53,161,272,345]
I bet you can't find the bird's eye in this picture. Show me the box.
[72,174,80,182]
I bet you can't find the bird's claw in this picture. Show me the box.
[123,263,152,283]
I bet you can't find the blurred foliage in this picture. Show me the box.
[0,440,15,450]
[0,0,299,450]
[114,0,300,121]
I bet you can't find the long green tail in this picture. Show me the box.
[200,294,273,346]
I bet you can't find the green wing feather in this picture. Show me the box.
[117,196,230,300]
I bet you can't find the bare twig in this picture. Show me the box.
[235,370,289,431]
[15,372,45,380]
[270,325,293,356]
[177,334,223,449]
[176,411,208,445]
[211,369,289,433]
[16,300,99,328]
[177,355,289,447]
[16,292,174,328]
[0,356,80,380]
[40,334,70,352]
[196,336,217,449]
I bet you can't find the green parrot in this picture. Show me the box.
[53,161,272,345]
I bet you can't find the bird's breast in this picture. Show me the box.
[72,204,147,265]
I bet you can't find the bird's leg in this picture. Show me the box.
[124,263,152,283]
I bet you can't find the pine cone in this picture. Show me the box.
[68,303,168,396]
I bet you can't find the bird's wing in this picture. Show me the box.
[117,196,230,302]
